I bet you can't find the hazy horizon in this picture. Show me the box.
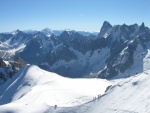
[1,21,148,34]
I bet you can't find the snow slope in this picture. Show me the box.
[44,69,150,113]
[68,69,150,113]
[0,65,111,113]
[2,66,150,113]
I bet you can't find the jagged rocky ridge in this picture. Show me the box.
[0,58,21,85]
[0,22,150,78]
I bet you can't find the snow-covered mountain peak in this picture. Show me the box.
[42,28,51,32]
[41,28,52,37]
[11,29,24,36]
[11,30,19,35]
[34,32,46,38]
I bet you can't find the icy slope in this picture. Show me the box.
[0,65,111,113]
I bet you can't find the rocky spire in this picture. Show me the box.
[139,22,145,31]
[99,21,112,38]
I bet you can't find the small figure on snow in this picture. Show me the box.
[54,105,57,109]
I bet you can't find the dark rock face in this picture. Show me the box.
[0,58,21,85]
[46,45,78,66]
[0,58,7,67]
[98,21,112,38]
[0,22,150,79]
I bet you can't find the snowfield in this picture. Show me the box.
[45,69,150,113]
[71,69,150,113]
[0,65,112,113]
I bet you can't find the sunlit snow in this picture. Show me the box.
[0,65,112,113]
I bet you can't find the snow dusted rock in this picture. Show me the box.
[0,22,150,78]
[97,22,150,79]
[0,58,21,85]
[0,30,32,60]
[98,21,112,38]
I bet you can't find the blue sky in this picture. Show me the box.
[0,0,150,32]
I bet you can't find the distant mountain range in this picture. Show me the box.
[0,21,150,79]
[14,28,98,36]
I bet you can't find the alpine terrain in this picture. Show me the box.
[0,21,150,113]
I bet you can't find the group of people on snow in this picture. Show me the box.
[93,94,101,101]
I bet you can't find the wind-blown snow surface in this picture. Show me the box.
[0,65,111,113]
